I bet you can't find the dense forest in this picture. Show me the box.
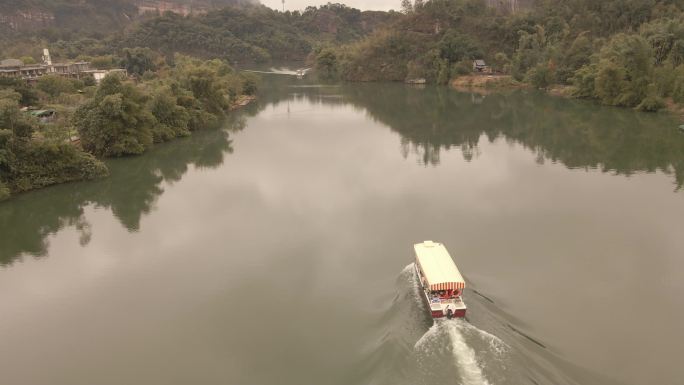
[0,53,257,201]
[0,0,139,35]
[315,0,684,112]
[5,79,684,266]
[4,0,684,200]
[0,0,258,35]
[1,1,397,201]
[1,3,398,63]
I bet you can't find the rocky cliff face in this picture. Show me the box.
[0,0,259,32]
[0,10,56,31]
[485,0,534,12]
[0,1,138,33]
[135,0,259,15]
[136,1,195,15]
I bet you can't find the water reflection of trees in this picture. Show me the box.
[257,79,684,188]
[0,120,238,267]
[4,79,684,266]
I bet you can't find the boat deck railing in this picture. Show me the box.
[430,297,464,304]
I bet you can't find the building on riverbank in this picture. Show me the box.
[472,60,491,73]
[0,49,127,83]
[0,58,90,80]
[80,69,129,84]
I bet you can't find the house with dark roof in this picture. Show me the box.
[472,60,488,73]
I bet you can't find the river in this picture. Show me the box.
[1,74,683,385]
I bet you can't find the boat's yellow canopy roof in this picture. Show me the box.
[414,241,465,291]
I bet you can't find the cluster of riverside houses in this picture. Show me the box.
[0,49,126,84]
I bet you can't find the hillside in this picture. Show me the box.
[0,0,138,33]
[136,0,259,16]
[0,1,397,63]
[0,0,257,34]
[121,3,399,62]
[316,0,684,112]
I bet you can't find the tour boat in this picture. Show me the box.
[414,240,467,319]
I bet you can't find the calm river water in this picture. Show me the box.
[1,75,684,385]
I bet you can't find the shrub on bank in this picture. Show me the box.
[74,55,256,158]
[74,75,155,157]
[0,91,107,200]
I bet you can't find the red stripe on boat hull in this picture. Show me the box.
[431,309,466,319]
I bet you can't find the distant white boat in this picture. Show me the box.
[295,68,311,79]
[414,240,467,319]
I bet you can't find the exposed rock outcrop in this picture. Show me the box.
[0,10,55,31]
[485,0,534,12]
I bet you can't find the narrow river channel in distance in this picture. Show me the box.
[1,73,683,385]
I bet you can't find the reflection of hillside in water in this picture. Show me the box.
[258,80,684,189]
[4,78,684,266]
[0,119,242,266]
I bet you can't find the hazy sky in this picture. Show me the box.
[259,0,399,11]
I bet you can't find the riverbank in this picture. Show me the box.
[451,78,684,121]
[2,79,684,385]
[0,96,256,203]
[547,84,684,119]
[0,58,258,202]
[664,98,684,121]
[229,95,257,110]
[450,75,523,90]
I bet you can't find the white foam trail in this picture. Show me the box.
[401,262,414,275]
[445,320,491,385]
[413,321,440,351]
[461,321,509,357]
[413,321,491,385]
[406,262,496,384]
[241,68,299,75]
[401,263,425,306]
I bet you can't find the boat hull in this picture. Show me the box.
[431,308,466,319]
[415,264,466,319]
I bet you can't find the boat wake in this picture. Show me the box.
[356,263,589,385]
[354,264,514,385]
[445,321,492,385]
[408,261,512,385]
[415,320,491,385]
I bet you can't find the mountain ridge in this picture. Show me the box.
[0,0,260,33]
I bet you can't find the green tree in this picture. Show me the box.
[0,128,15,201]
[595,34,654,107]
[512,26,548,80]
[557,34,592,83]
[0,91,107,199]
[121,47,157,77]
[594,60,627,105]
[492,52,510,73]
[74,75,155,157]
[241,73,259,95]
[149,88,191,142]
[438,31,482,64]
[637,84,666,111]
[639,18,684,66]
[172,57,237,114]
[0,179,9,200]
[401,0,413,14]
[315,48,338,80]
[91,55,118,70]
[670,65,684,102]
[0,90,34,140]
[526,61,556,89]
[0,78,39,106]
[571,63,598,98]
[36,75,76,98]
[20,56,36,65]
